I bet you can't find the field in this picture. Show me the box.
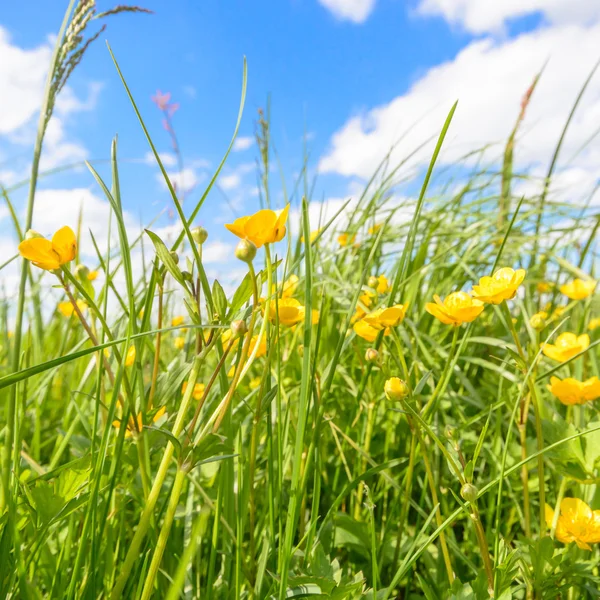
[2,3,600,600]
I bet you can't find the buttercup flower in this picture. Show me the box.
[87,270,99,281]
[113,406,166,439]
[589,317,600,331]
[18,226,77,271]
[352,291,375,323]
[301,229,321,244]
[545,498,600,550]
[529,311,548,331]
[384,377,410,401]
[353,319,383,342]
[368,274,390,295]
[125,345,136,367]
[338,233,356,247]
[472,267,526,304]
[58,299,87,318]
[268,298,305,327]
[425,292,484,326]
[542,332,590,362]
[182,381,206,401]
[281,274,299,298]
[548,376,600,405]
[174,336,185,350]
[248,334,267,358]
[225,205,290,248]
[363,304,408,329]
[172,315,185,327]
[537,281,552,294]
[368,223,383,235]
[560,278,596,301]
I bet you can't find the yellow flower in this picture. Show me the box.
[281,274,299,298]
[353,319,382,342]
[268,297,305,327]
[370,274,390,294]
[537,281,552,293]
[425,292,484,326]
[545,498,600,550]
[225,205,290,248]
[363,304,408,329]
[338,233,356,247]
[384,377,409,401]
[368,223,383,235]
[248,334,267,359]
[352,291,375,323]
[560,278,596,301]
[589,317,600,331]
[172,315,185,327]
[113,406,167,439]
[125,345,136,367]
[18,226,77,271]
[548,376,600,405]
[58,299,87,317]
[472,267,526,304]
[301,229,321,243]
[174,336,185,350]
[542,332,590,362]
[87,270,99,281]
[529,311,548,331]
[182,381,206,401]
[249,377,261,390]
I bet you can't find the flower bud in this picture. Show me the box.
[367,276,378,289]
[235,239,257,263]
[230,319,248,339]
[191,226,208,245]
[384,377,410,401]
[529,312,547,331]
[170,251,180,265]
[365,348,379,363]
[460,483,478,503]
[25,229,44,240]
[75,264,90,280]
[298,344,304,357]
[181,271,193,282]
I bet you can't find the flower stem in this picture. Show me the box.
[110,354,203,599]
[140,467,187,600]
[354,400,377,520]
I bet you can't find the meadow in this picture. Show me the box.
[3,3,600,599]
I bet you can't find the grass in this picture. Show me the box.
[2,3,600,599]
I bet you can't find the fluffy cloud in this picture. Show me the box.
[158,168,202,193]
[415,0,600,34]
[318,21,600,201]
[232,136,254,152]
[317,0,377,23]
[0,25,100,173]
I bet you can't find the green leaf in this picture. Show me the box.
[212,279,228,320]
[145,229,185,287]
[228,271,254,317]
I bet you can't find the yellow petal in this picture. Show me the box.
[225,216,251,239]
[18,238,60,270]
[51,226,77,265]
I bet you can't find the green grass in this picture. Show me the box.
[2,3,600,599]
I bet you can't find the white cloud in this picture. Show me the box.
[158,168,201,193]
[144,151,177,168]
[0,27,51,135]
[317,0,377,23]
[232,136,254,152]
[318,22,600,202]
[416,0,600,34]
[219,162,255,191]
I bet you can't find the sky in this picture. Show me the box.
[1,0,600,295]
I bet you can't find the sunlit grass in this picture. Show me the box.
[2,3,600,599]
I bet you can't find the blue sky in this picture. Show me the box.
[1,0,600,286]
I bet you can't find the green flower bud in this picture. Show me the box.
[230,319,248,339]
[529,312,547,331]
[235,239,257,263]
[170,251,180,265]
[191,226,208,245]
[24,229,44,240]
[460,483,478,503]
[365,348,379,363]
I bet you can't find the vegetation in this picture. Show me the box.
[2,3,600,598]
